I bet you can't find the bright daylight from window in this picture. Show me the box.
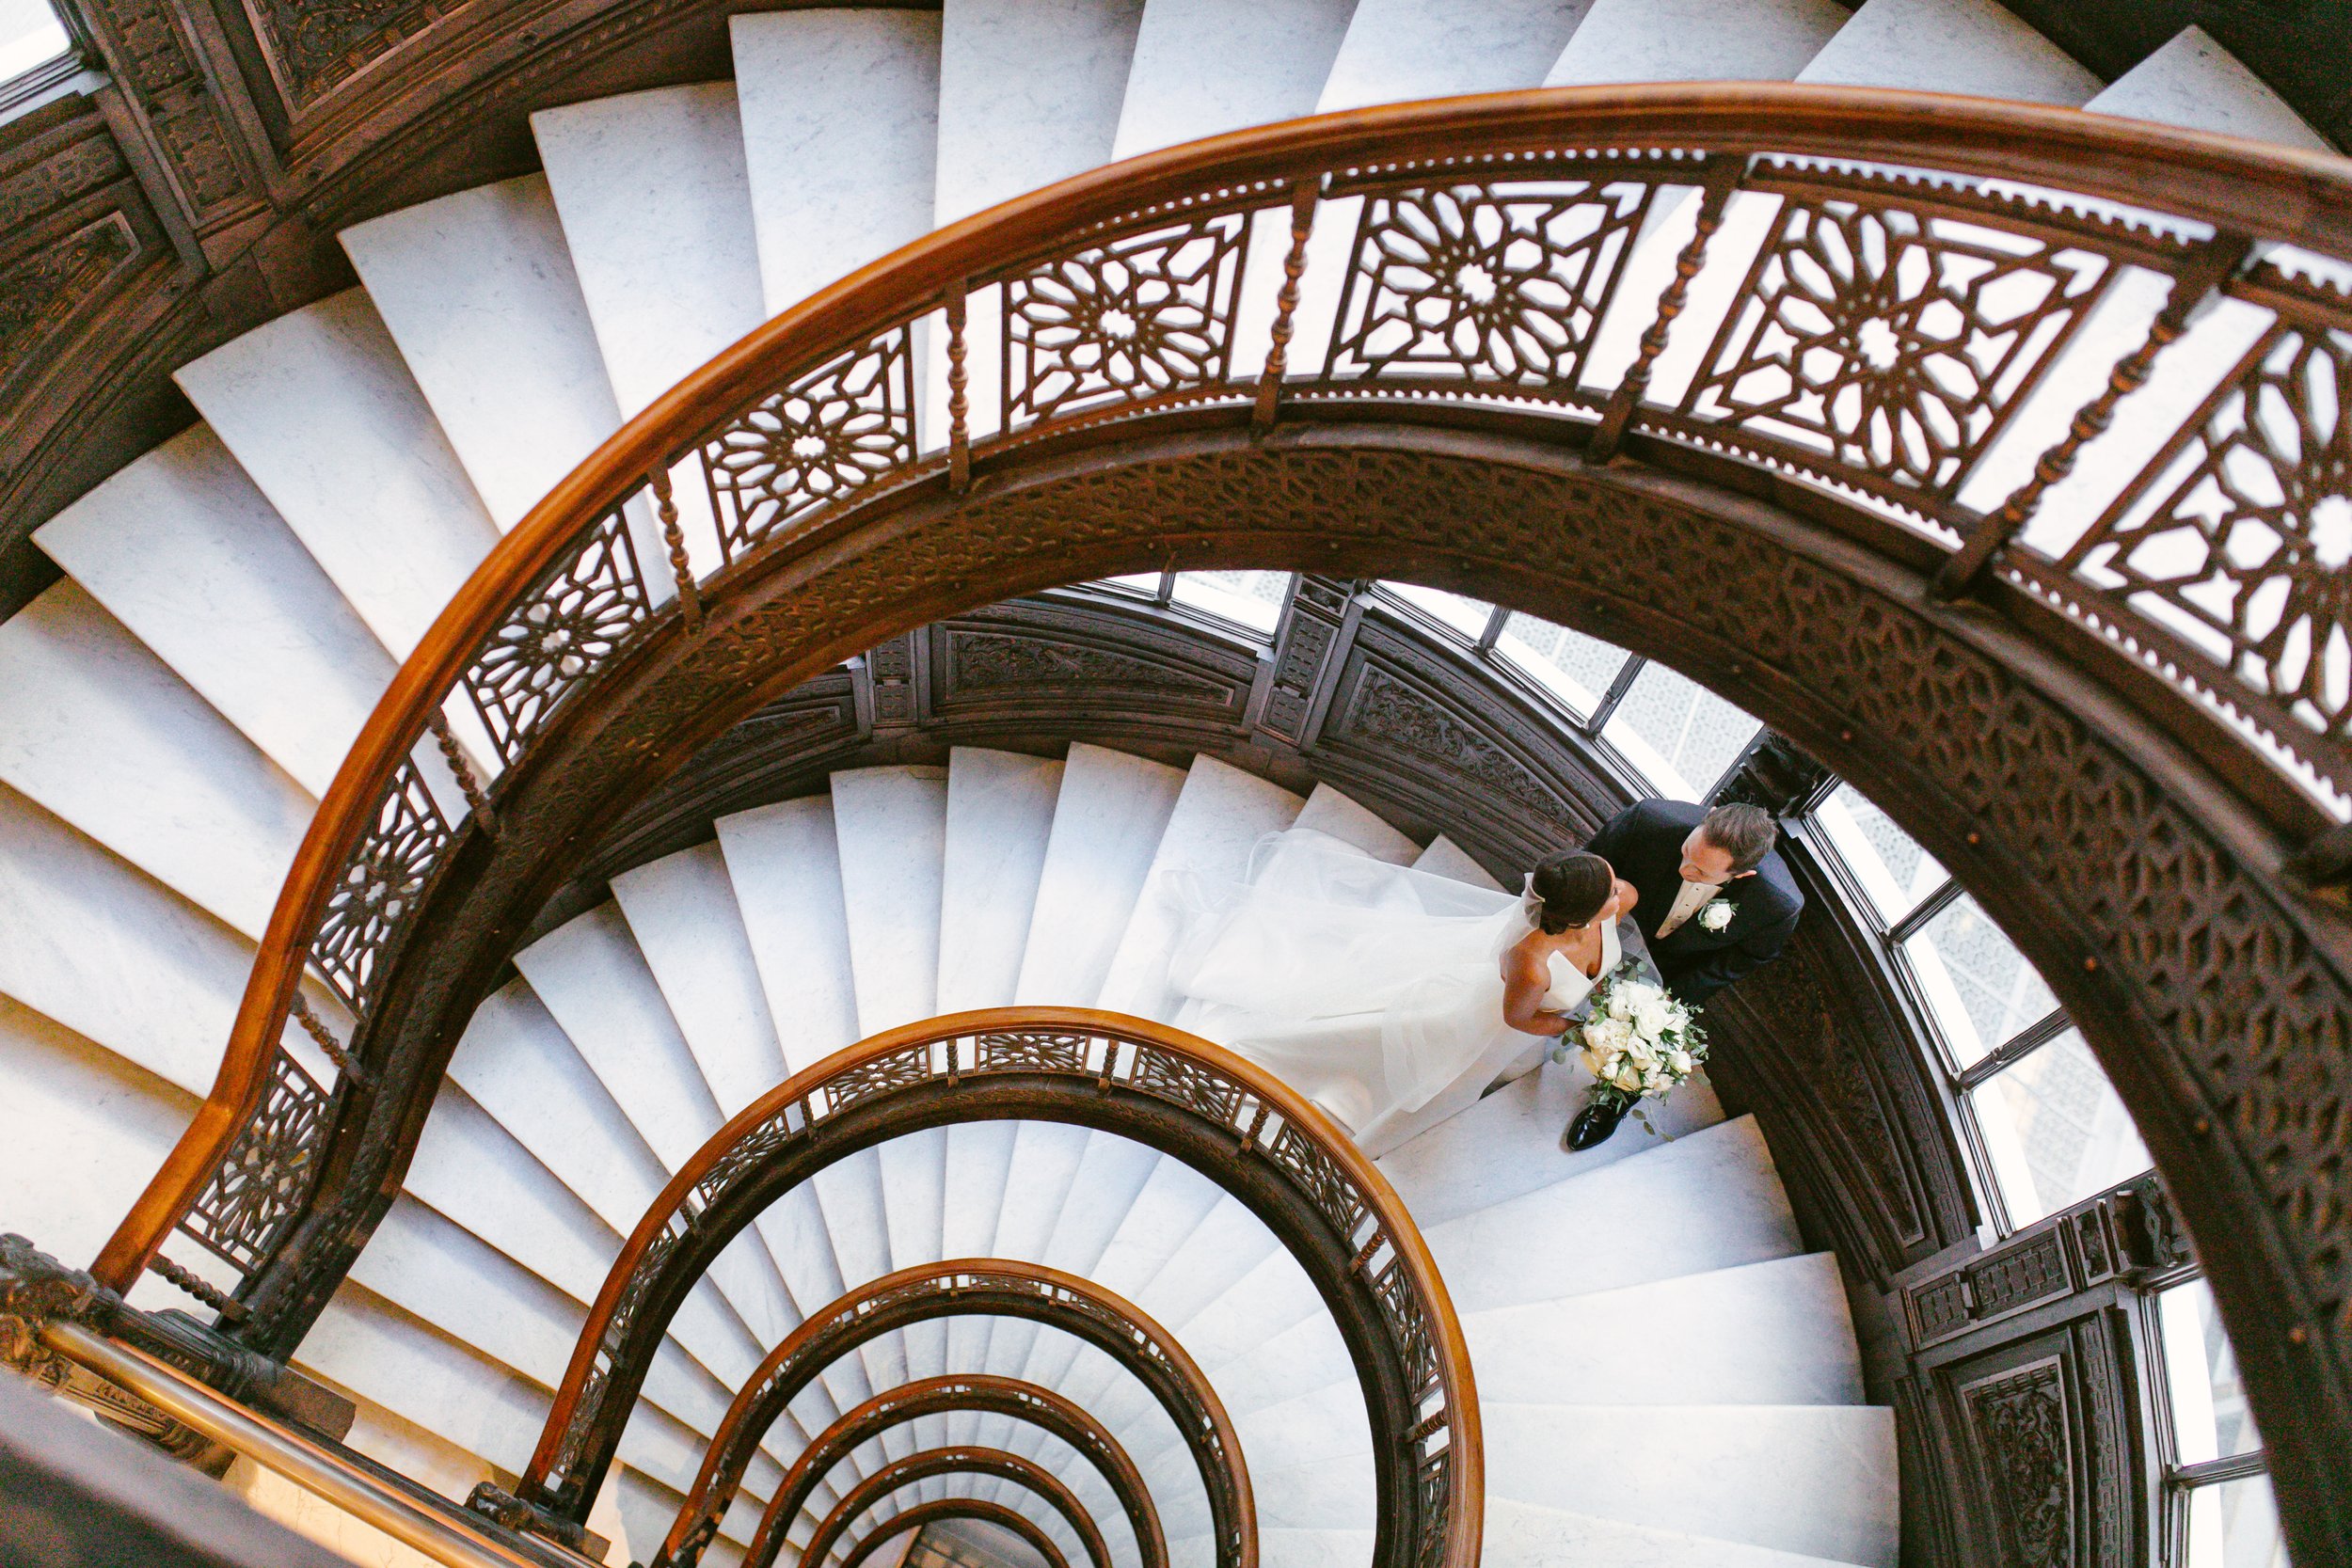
[0,0,66,77]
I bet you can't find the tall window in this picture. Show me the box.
[1,0,68,79]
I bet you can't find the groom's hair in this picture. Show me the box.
[1701,804,1778,873]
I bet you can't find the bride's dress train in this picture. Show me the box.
[1165,829,1645,1138]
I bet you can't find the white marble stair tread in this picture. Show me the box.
[1096,755,1303,1021]
[612,843,791,1115]
[296,1284,548,1479]
[1013,743,1185,1005]
[1124,1190,1286,1332]
[1793,0,2099,103]
[1409,833,1501,891]
[1111,0,1355,157]
[31,426,397,799]
[1316,0,1596,111]
[1483,1496,1876,1568]
[1464,1252,1865,1406]
[532,83,764,420]
[1422,1114,1800,1312]
[1290,784,1418,863]
[1545,0,1844,85]
[1006,1134,1165,1391]
[1376,1053,1726,1227]
[339,174,623,530]
[1483,1402,1899,1568]
[933,0,1148,225]
[732,9,942,316]
[1088,1155,1228,1300]
[2085,24,2330,148]
[0,581,313,941]
[960,1119,1089,1374]
[1255,1529,1376,1568]
[938,748,1064,1010]
[173,289,501,657]
[833,766,951,1035]
[717,796,863,1069]
[1171,1276,1356,1420]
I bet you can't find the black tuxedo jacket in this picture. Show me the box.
[1583,799,1803,1006]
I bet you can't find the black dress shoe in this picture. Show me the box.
[1564,1100,1626,1151]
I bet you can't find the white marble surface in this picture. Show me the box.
[1097,755,1301,1019]
[1317,0,1595,110]
[1483,1497,1865,1568]
[2087,24,2329,149]
[1484,1401,1900,1568]
[1126,1192,1285,1332]
[0,785,250,1096]
[533,83,765,419]
[939,747,1063,1010]
[1014,743,1185,1004]
[340,174,624,529]
[1290,783,1418,863]
[1090,1154,1226,1298]
[612,842,788,1114]
[733,9,943,315]
[173,289,501,656]
[716,796,862,1069]
[832,766,950,1034]
[404,1086,620,1305]
[1111,0,1355,157]
[1465,1252,1866,1405]
[296,1285,549,1479]
[1410,832,1502,890]
[346,1196,587,1388]
[33,426,396,799]
[1424,1115,1802,1312]
[1257,1529,1376,1568]
[1236,1451,1376,1531]
[934,0,1147,224]
[1795,0,2099,103]
[1376,1053,1727,1227]
[1545,0,1844,84]
[0,580,314,940]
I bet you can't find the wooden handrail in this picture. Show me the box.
[838,1499,1071,1568]
[802,1448,1109,1568]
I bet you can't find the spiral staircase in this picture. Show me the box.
[0,2,2340,1567]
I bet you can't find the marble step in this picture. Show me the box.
[1421,1114,1802,1313]
[1463,1252,1866,1406]
[1254,1529,1377,1568]
[1111,0,1355,158]
[1483,1496,1875,1568]
[938,748,1063,1012]
[2087,24,2329,147]
[933,0,1147,226]
[31,426,396,800]
[1793,0,2099,103]
[1482,1401,1899,1568]
[1013,743,1185,1005]
[1545,0,1843,85]
[1096,754,1303,1022]
[1290,783,1418,863]
[1409,833,1501,891]
[611,844,791,1117]
[0,581,314,941]
[339,174,623,531]
[172,289,501,658]
[1317,0,1595,111]
[1376,1053,1727,1228]
[732,8,943,317]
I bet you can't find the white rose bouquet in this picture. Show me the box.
[1568,966,1707,1131]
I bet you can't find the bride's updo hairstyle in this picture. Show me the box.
[1531,852,1614,934]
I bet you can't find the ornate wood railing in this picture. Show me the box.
[84,84,2352,1566]
[843,1500,1071,1568]
[803,1447,1109,1568]
[739,1375,1165,1568]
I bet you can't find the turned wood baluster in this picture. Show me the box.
[425,711,497,837]
[947,280,972,493]
[1933,233,2251,598]
[1253,180,1320,430]
[1589,166,1740,463]
[651,466,703,629]
[287,994,366,1085]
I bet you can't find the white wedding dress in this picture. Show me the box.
[1166,829,1626,1136]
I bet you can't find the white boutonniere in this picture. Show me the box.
[1697,898,1737,933]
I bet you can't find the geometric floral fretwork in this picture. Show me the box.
[308,759,449,1009]
[463,509,651,765]
[1687,196,2110,500]
[705,327,918,556]
[180,1049,330,1274]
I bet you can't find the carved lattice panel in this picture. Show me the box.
[820,1041,938,1113]
[972,1029,1094,1074]
[1685,194,2110,503]
[1002,214,1249,425]
[308,760,449,1008]
[2058,295,2352,751]
[180,1050,329,1272]
[1323,180,1653,399]
[1126,1044,1248,1128]
[464,509,651,765]
[705,328,918,556]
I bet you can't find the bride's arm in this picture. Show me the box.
[1502,945,1570,1036]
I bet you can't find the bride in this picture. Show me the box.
[1165,830,1656,1141]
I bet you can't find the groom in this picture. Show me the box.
[1566,800,1803,1148]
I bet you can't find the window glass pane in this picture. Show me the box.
[1493,612,1630,718]
[1901,894,2058,1065]
[2184,1473,2287,1568]
[1,0,67,76]
[1599,660,1762,801]
[1381,581,1491,638]
[2162,1280,2263,1465]
[1170,571,1290,633]
[1970,1028,2151,1226]
[1816,784,1947,925]
[1099,573,1165,597]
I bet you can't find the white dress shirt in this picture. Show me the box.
[1655,877,1721,939]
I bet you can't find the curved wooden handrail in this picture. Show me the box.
[737,1376,1164,1568]
[839,1500,1069,1568]
[802,1448,1108,1568]
[641,1257,1243,1568]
